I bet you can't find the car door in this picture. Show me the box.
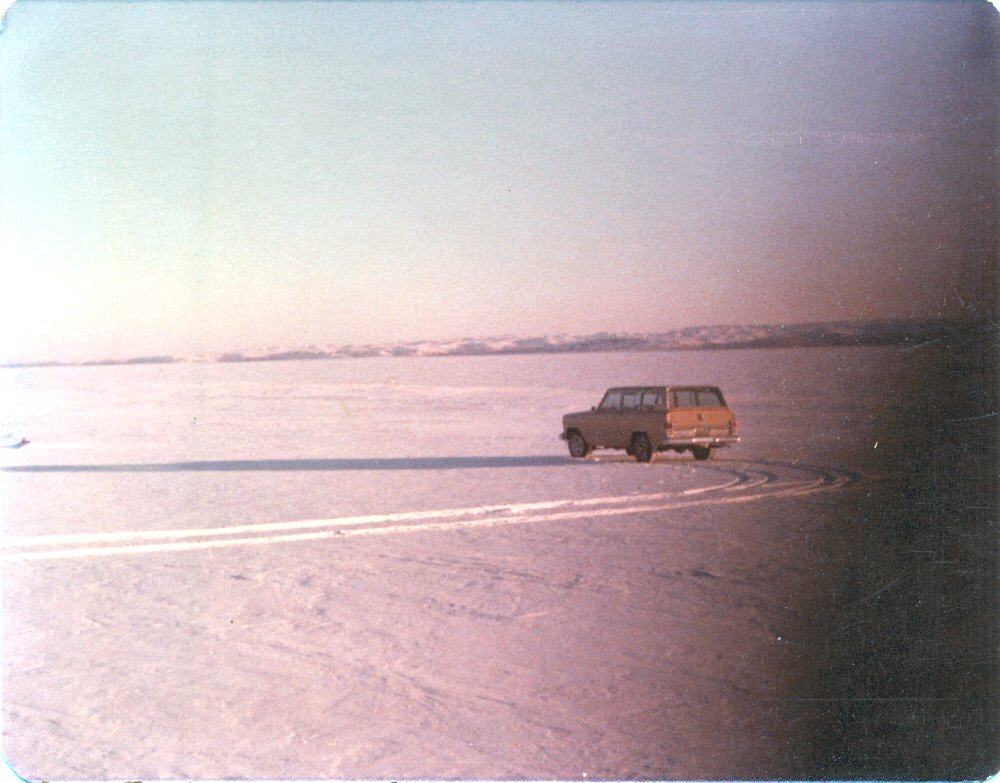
[588,388,623,446]
[639,387,668,444]
[616,388,644,448]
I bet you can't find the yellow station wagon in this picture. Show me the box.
[560,385,739,462]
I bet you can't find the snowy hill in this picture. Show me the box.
[208,317,976,363]
[2,317,982,368]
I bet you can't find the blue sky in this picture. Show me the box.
[1,1,996,362]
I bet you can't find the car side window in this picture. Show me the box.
[622,391,641,411]
[599,390,623,410]
[640,390,660,410]
[673,389,698,407]
[697,389,723,407]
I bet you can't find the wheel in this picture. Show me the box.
[632,433,653,463]
[692,446,712,461]
[567,431,591,458]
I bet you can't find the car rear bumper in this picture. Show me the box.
[561,432,740,447]
[660,436,741,447]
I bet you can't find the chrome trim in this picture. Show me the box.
[659,436,741,446]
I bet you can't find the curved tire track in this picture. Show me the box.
[2,460,864,562]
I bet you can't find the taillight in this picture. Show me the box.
[729,418,738,435]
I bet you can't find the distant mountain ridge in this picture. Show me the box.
[3,317,984,369]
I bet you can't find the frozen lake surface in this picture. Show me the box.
[1,345,996,779]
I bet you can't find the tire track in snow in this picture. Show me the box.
[2,461,861,562]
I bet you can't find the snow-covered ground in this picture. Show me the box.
[1,344,996,779]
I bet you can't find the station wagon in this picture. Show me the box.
[560,385,739,462]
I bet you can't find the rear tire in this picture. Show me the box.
[567,431,591,458]
[692,446,712,461]
[632,433,653,463]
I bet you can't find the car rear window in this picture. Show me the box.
[697,389,723,407]
[672,389,698,407]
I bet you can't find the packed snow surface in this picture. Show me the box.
[1,346,995,779]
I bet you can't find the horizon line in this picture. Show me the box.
[1,315,984,371]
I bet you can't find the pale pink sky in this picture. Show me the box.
[1,1,996,363]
